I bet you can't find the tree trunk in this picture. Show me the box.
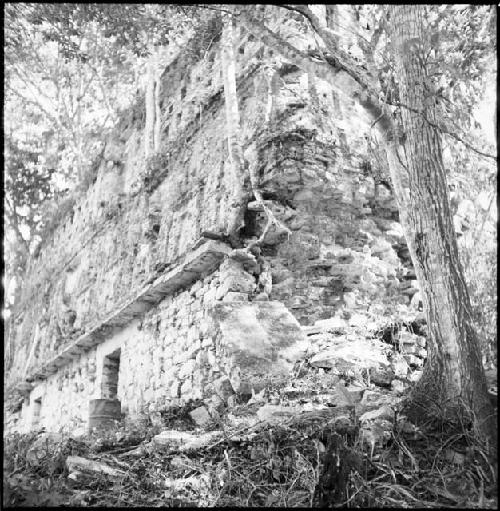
[221,15,249,236]
[221,14,290,246]
[153,51,162,153]
[387,5,496,448]
[144,50,156,160]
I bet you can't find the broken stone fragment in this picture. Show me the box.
[358,389,401,413]
[344,385,365,403]
[223,292,249,302]
[369,368,394,388]
[189,405,213,428]
[228,248,260,274]
[163,473,211,492]
[258,265,273,295]
[227,395,238,408]
[207,394,225,417]
[370,239,393,257]
[404,354,423,367]
[409,370,423,382]
[330,383,356,407]
[213,376,235,402]
[391,353,410,377]
[313,316,348,331]
[65,455,126,481]
[343,291,357,308]
[153,430,221,452]
[359,404,394,423]
[254,292,269,301]
[309,337,390,372]
[216,273,256,299]
[70,426,87,439]
[256,404,299,424]
[417,348,427,359]
[348,313,369,328]
[67,470,83,482]
[391,379,406,394]
[178,359,196,379]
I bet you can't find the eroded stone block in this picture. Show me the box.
[212,301,309,392]
[189,406,213,428]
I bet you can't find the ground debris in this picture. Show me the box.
[65,455,127,481]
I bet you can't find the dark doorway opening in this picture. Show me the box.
[102,349,121,400]
[32,397,42,427]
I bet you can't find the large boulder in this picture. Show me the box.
[212,301,309,392]
[309,336,390,373]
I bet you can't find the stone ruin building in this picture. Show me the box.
[4,9,424,434]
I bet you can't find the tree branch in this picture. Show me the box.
[235,6,394,136]
[6,86,66,133]
[383,97,497,161]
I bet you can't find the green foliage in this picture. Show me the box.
[426,5,496,130]
[463,240,497,367]
[444,137,496,367]
[3,432,88,507]
[3,3,196,309]
[183,13,224,61]
[3,432,86,477]
[3,432,38,475]
[4,136,55,279]
[5,138,54,230]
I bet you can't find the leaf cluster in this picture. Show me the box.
[425,5,496,131]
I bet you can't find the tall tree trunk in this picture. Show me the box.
[153,51,162,153]
[144,50,156,160]
[387,5,495,448]
[221,15,249,236]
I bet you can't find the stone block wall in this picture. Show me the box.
[5,7,423,434]
[5,255,309,433]
[238,59,416,325]
[5,19,273,388]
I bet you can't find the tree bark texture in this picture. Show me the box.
[221,14,290,245]
[144,52,156,159]
[153,52,162,153]
[221,15,249,236]
[387,5,495,446]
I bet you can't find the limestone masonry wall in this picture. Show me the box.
[6,21,265,387]
[5,8,422,434]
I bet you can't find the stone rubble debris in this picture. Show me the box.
[65,455,127,481]
[153,430,222,453]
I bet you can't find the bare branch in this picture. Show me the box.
[6,86,66,132]
[234,6,395,136]
[383,97,497,161]
[192,4,233,16]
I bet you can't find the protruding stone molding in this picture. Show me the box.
[23,240,232,384]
